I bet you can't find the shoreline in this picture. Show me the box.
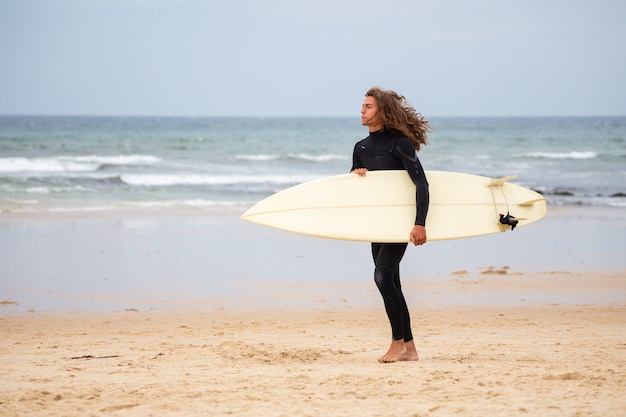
[2,270,624,316]
[1,201,624,219]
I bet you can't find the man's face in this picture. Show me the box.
[361,96,383,130]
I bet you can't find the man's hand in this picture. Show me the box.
[351,168,368,177]
[410,225,427,246]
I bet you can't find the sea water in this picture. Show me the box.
[2,116,625,312]
[1,116,625,213]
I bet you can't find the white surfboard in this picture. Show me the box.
[240,170,547,242]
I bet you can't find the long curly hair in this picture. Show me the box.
[366,87,431,151]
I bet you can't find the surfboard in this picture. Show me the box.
[240,170,547,242]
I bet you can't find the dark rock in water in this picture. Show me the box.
[554,190,574,196]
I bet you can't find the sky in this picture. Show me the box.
[1,0,625,117]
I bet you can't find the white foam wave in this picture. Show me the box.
[24,187,50,194]
[0,155,160,173]
[235,153,348,162]
[521,151,597,160]
[68,155,161,165]
[235,154,280,161]
[122,199,247,209]
[0,157,99,173]
[0,198,251,214]
[1,183,89,194]
[120,173,322,186]
[287,153,349,162]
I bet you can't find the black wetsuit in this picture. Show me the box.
[351,128,429,342]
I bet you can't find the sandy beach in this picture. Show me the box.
[1,206,625,416]
[1,302,625,417]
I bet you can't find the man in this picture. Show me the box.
[351,86,431,363]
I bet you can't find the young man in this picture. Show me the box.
[351,87,431,363]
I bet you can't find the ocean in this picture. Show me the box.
[1,115,625,213]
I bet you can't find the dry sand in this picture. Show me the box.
[2,286,625,417]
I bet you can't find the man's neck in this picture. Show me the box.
[368,123,384,133]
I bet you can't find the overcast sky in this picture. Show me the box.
[1,0,625,117]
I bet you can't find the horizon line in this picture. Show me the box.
[1,113,625,119]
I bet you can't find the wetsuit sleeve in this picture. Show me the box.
[394,139,429,226]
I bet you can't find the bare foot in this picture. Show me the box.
[398,340,419,361]
[378,339,407,363]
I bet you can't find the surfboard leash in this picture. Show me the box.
[489,177,519,231]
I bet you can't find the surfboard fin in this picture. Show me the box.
[519,197,548,206]
[488,175,518,187]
